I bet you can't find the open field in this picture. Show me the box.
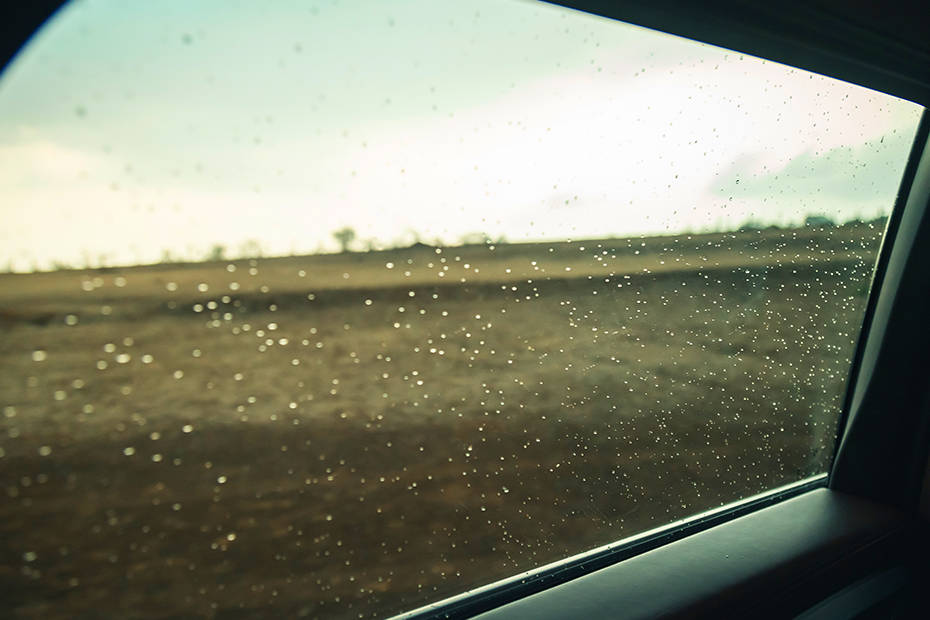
[0,222,884,618]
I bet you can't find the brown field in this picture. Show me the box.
[0,222,884,618]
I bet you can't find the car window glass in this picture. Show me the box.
[0,0,923,617]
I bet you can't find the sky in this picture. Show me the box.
[0,0,924,271]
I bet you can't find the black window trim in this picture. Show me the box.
[395,475,828,619]
[473,487,916,619]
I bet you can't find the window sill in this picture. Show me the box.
[474,488,915,619]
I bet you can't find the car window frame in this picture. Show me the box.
[451,106,930,620]
[398,1,930,616]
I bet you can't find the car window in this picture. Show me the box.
[0,1,923,618]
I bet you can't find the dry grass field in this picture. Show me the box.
[0,222,884,618]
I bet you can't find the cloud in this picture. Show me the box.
[711,126,917,208]
[0,134,116,188]
[0,0,923,269]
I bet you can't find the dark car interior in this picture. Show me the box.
[3,1,930,618]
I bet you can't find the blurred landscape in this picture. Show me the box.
[0,221,884,619]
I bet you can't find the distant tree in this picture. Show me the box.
[239,239,264,258]
[405,228,422,247]
[738,218,766,232]
[804,215,835,228]
[459,232,490,245]
[207,243,226,262]
[333,227,356,253]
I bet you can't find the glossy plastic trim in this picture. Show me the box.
[474,488,911,619]
[393,475,827,619]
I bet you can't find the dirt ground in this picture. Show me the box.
[0,223,882,618]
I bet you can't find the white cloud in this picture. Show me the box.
[0,0,921,270]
